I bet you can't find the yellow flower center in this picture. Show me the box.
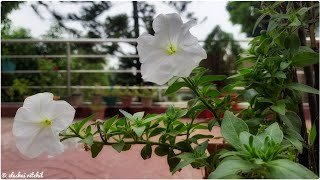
[165,43,177,55]
[41,117,52,127]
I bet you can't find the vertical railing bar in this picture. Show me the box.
[66,42,71,97]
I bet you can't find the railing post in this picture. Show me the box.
[66,42,71,97]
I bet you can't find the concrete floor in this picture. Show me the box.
[1,118,222,179]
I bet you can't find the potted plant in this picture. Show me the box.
[103,88,119,107]
[118,86,136,108]
[89,84,105,120]
[2,58,16,72]
[137,88,157,108]
[70,86,83,108]
[8,78,31,101]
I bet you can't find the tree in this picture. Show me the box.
[201,25,242,88]
[226,2,268,37]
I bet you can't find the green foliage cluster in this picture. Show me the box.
[60,2,319,179]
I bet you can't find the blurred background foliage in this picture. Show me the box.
[2,1,265,102]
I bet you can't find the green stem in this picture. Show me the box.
[186,117,195,141]
[183,77,220,121]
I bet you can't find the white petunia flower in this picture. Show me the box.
[137,13,207,85]
[13,92,75,158]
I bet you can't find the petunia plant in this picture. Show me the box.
[13,2,319,179]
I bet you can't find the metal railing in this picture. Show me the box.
[2,37,313,98]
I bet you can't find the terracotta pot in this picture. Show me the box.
[89,104,106,121]
[121,96,132,108]
[91,94,103,105]
[70,93,83,107]
[141,97,153,108]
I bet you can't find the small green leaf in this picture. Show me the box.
[132,126,146,137]
[279,112,302,133]
[165,81,187,95]
[284,133,303,153]
[119,109,134,121]
[143,114,162,123]
[208,119,218,131]
[252,13,268,35]
[270,101,286,115]
[208,159,256,179]
[266,159,318,179]
[194,140,208,155]
[284,34,300,52]
[81,135,94,146]
[149,127,165,137]
[74,113,97,133]
[196,75,226,86]
[167,150,181,172]
[172,159,194,174]
[155,145,169,156]
[207,89,221,98]
[133,111,144,121]
[221,111,249,150]
[274,71,286,79]
[287,83,319,94]
[280,62,291,70]
[141,143,152,160]
[112,140,125,153]
[264,122,283,144]
[291,52,319,67]
[122,144,131,151]
[289,16,301,26]
[102,115,118,132]
[297,7,310,16]
[309,122,317,146]
[91,143,103,158]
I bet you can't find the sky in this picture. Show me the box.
[8,1,248,68]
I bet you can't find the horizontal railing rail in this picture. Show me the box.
[2,37,315,99]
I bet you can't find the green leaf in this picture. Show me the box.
[143,114,162,123]
[208,119,218,131]
[289,16,301,26]
[239,131,252,146]
[132,126,146,137]
[264,122,283,144]
[119,109,134,121]
[309,122,317,146]
[284,34,300,52]
[189,134,214,144]
[279,112,302,133]
[133,111,144,120]
[112,140,125,153]
[74,113,97,133]
[291,52,319,67]
[252,13,268,35]
[149,127,165,137]
[280,62,291,70]
[196,75,226,86]
[208,159,256,179]
[194,140,208,155]
[223,81,245,92]
[167,150,181,172]
[297,7,310,16]
[221,111,249,150]
[207,89,221,98]
[91,143,103,158]
[102,115,118,132]
[172,159,194,174]
[81,135,94,146]
[287,83,319,94]
[155,145,169,156]
[274,71,286,79]
[122,144,131,151]
[270,101,286,115]
[165,81,187,95]
[141,143,152,160]
[284,133,303,153]
[266,159,318,179]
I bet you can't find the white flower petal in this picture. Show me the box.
[152,13,183,44]
[42,101,75,133]
[16,128,63,158]
[14,107,42,123]
[23,92,54,115]
[13,119,42,137]
[137,33,167,63]
[141,62,173,85]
